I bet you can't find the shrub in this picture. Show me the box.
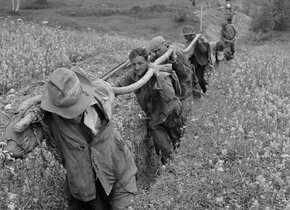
[251,0,290,33]
[251,5,275,33]
[173,0,189,23]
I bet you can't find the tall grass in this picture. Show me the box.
[0,18,153,209]
[135,43,290,209]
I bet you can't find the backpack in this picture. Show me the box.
[224,24,236,40]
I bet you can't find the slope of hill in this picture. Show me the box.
[0,0,252,43]
[135,41,290,209]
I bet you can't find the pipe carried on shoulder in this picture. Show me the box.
[11,35,202,129]
[112,34,201,95]
[182,33,202,54]
[112,48,173,95]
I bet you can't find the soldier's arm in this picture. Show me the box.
[115,71,134,87]
[171,52,190,77]
[5,112,45,158]
[155,73,176,102]
[233,25,238,38]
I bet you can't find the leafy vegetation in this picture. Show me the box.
[1,17,290,210]
[251,0,290,33]
[135,43,290,209]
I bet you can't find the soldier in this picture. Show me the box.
[182,26,203,98]
[116,48,183,165]
[221,16,237,60]
[3,68,138,210]
[147,36,193,121]
[182,26,213,94]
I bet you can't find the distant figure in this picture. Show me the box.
[9,0,21,15]
[182,26,202,98]
[183,26,213,94]
[221,16,237,60]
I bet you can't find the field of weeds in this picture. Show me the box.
[135,43,290,209]
[1,18,290,209]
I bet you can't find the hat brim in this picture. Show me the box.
[183,33,196,36]
[40,72,94,119]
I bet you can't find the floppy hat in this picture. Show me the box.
[182,26,196,36]
[148,36,166,52]
[40,68,94,119]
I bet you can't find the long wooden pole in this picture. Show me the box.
[100,59,130,81]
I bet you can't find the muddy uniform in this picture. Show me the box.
[187,39,212,94]
[221,23,237,59]
[151,49,193,120]
[151,49,193,100]
[5,80,138,210]
[117,68,183,164]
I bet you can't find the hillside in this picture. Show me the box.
[135,42,290,209]
[1,0,290,209]
[0,0,253,42]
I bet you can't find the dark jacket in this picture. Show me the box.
[221,24,237,41]
[5,79,138,202]
[117,67,182,125]
[187,39,212,67]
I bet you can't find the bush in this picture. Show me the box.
[251,0,290,33]
[251,5,275,33]
[173,0,189,23]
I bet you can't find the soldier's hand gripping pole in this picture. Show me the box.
[183,33,202,54]
[112,48,174,95]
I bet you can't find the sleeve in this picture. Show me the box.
[5,112,45,158]
[115,71,134,87]
[171,51,190,78]
[154,73,176,102]
[233,25,238,37]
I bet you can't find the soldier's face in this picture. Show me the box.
[184,34,195,42]
[154,44,167,57]
[131,56,148,76]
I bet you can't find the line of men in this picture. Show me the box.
[1,18,237,210]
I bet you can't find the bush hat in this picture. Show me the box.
[41,68,94,119]
[148,36,166,52]
[182,26,196,36]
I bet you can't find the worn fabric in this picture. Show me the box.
[171,50,193,100]
[221,24,237,41]
[117,68,182,125]
[150,49,192,100]
[66,175,136,210]
[117,68,183,162]
[148,107,183,164]
[186,40,211,93]
[5,79,138,206]
[195,62,207,93]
